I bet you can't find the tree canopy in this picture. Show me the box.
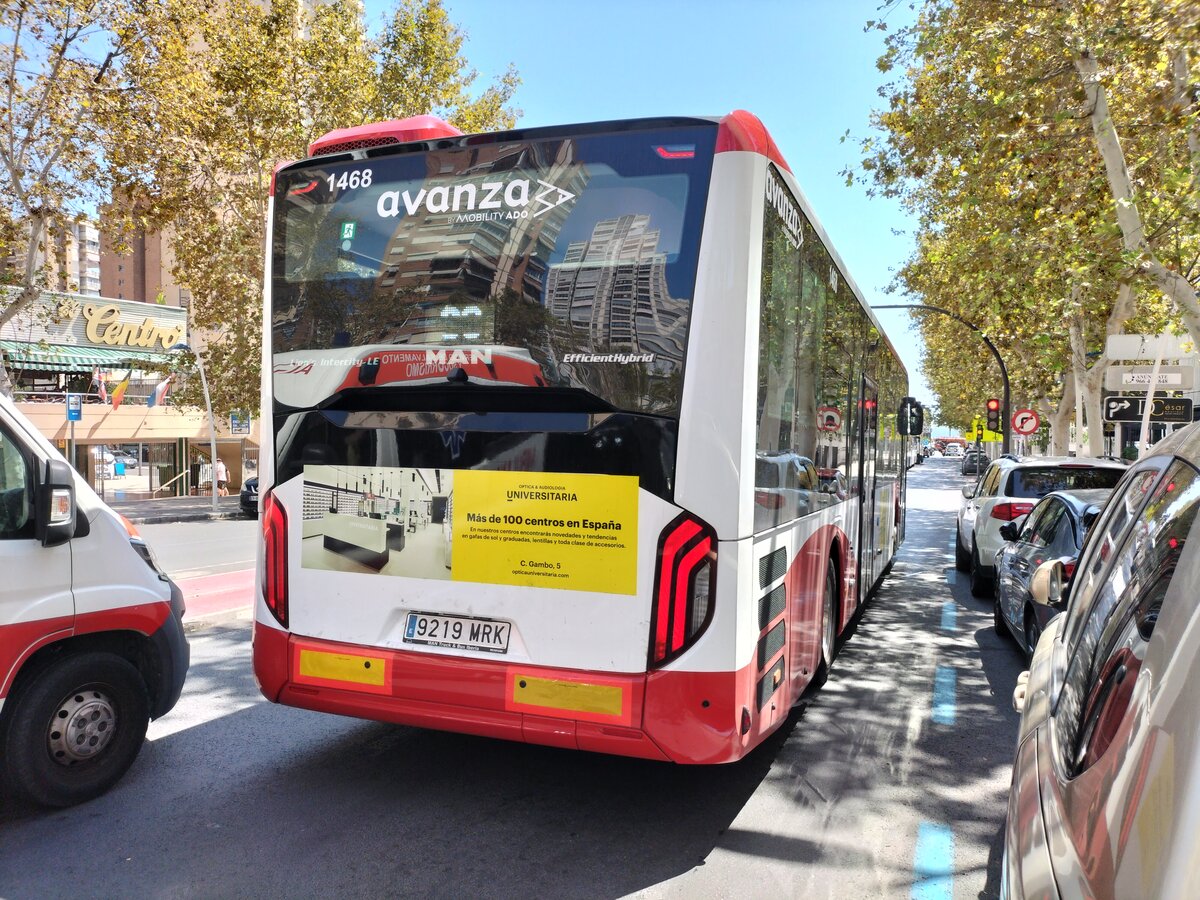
[852,0,1198,450]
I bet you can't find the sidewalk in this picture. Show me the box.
[105,494,249,525]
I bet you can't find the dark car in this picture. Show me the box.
[960,449,987,476]
[240,476,259,518]
[992,487,1112,659]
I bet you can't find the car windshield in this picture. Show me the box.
[1006,466,1123,499]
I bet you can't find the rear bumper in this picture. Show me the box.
[252,620,762,764]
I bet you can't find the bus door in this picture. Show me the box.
[855,377,880,604]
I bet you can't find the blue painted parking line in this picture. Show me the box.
[912,822,954,900]
[941,601,956,632]
[932,665,956,726]
[945,569,957,586]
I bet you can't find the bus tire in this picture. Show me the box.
[1,652,150,808]
[814,559,838,685]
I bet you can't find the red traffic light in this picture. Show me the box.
[986,398,1000,412]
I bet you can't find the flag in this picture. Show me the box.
[147,375,172,408]
[93,368,107,404]
[110,369,132,410]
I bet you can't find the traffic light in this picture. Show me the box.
[898,396,924,435]
[986,398,1001,432]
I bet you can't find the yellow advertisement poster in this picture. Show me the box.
[451,471,639,595]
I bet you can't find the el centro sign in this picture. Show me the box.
[82,303,186,349]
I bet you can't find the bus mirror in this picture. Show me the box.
[898,397,923,436]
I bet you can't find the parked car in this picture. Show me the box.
[0,395,188,807]
[1004,422,1200,899]
[111,450,140,472]
[240,475,259,518]
[992,488,1112,659]
[961,449,987,476]
[955,456,1126,597]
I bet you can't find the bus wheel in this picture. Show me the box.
[0,652,150,808]
[815,560,838,684]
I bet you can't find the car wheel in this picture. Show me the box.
[0,653,150,808]
[993,584,1008,637]
[1024,609,1042,661]
[814,559,838,686]
[954,526,971,571]
[969,543,990,598]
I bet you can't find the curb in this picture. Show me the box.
[184,606,253,632]
[126,510,252,526]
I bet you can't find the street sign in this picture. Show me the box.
[1103,397,1194,423]
[817,406,842,432]
[1104,365,1195,391]
[1105,332,1196,360]
[229,411,251,435]
[1011,408,1040,435]
[65,393,82,422]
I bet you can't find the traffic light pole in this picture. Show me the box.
[873,304,1012,455]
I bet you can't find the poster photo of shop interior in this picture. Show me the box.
[301,465,452,578]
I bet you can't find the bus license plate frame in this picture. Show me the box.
[403,610,512,654]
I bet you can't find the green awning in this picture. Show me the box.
[0,340,170,373]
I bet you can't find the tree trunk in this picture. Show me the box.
[1072,48,1200,346]
[1039,374,1075,456]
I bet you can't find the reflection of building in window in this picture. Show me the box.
[361,143,588,345]
[545,214,687,362]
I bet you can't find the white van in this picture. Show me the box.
[0,395,188,807]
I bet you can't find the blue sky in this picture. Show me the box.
[362,0,932,405]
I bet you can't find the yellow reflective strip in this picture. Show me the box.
[298,649,386,687]
[512,675,624,717]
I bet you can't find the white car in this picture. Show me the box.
[955,456,1126,596]
[944,444,964,457]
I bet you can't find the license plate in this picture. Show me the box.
[403,611,512,654]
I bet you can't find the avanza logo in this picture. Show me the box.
[377,178,576,221]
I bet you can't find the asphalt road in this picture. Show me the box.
[139,519,260,580]
[0,458,1025,899]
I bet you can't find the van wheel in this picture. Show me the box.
[814,560,838,686]
[993,589,1008,637]
[1,653,150,807]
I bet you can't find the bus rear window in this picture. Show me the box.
[271,125,715,419]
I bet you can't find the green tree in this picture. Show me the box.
[851,0,1197,452]
[0,0,191,397]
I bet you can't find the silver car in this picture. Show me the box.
[1004,423,1200,898]
[956,456,1126,597]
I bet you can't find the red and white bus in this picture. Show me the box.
[253,111,911,763]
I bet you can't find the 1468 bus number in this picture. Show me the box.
[328,168,372,195]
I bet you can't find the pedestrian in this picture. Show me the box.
[215,457,229,497]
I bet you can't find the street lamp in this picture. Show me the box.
[170,342,219,512]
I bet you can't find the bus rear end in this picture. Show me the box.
[254,115,769,763]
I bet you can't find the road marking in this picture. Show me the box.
[940,601,957,632]
[932,665,956,726]
[912,822,954,900]
[945,569,957,586]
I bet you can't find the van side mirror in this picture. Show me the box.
[36,458,76,548]
[898,397,924,436]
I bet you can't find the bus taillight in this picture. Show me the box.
[262,492,289,628]
[650,513,717,667]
